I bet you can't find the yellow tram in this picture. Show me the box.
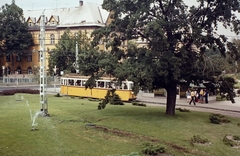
[60,76,136,101]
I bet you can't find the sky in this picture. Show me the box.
[0,0,239,40]
[0,0,104,10]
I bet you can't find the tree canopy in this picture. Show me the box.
[48,29,100,76]
[0,0,33,55]
[91,0,240,115]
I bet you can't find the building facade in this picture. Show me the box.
[0,1,109,76]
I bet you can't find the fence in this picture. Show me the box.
[0,75,60,85]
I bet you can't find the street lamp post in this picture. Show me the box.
[53,65,57,92]
[53,65,57,81]
[2,66,5,77]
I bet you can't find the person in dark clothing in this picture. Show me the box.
[205,89,209,104]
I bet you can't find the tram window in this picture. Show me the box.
[100,82,104,87]
[129,83,133,90]
[106,82,111,88]
[76,80,81,86]
[96,82,98,87]
[123,83,128,89]
[82,80,86,86]
[68,79,74,85]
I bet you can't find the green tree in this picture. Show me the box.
[227,39,240,73]
[48,29,75,74]
[0,0,34,61]
[92,0,240,115]
[49,29,94,75]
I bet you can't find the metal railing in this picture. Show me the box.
[0,75,60,85]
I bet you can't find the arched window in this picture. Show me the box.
[27,67,32,74]
[50,34,55,44]
[7,66,11,75]
[16,66,21,74]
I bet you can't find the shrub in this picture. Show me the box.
[132,102,146,107]
[54,93,62,97]
[223,135,239,147]
[1,89,39,95]
[190,135,209,145]
[110,93,124,105]
[88,98,100,102]
[216,95,226,101]
[176,108,190,112]
[107,152,141,156]
[233,135,240,141]
[209,113,230,124]
[98,89,124,109]
[237,89,240,94]
[142,142,165,155]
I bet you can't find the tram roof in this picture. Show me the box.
[61,75,133,83]
[61,75,115,80]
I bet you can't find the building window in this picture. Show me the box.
[38,51,40,62]
[7,66,11,75]
[27,67,32,74]
[51,20,55,25]
[16,55,21,62]
[6,55,10,62]
[16,66,21,74]
[27,54,32,62]
[29,22,32,26]
[50,34,55,44]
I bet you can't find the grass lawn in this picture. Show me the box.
[0,94,240,156]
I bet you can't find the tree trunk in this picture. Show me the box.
[165,84,177,115]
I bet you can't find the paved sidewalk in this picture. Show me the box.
[46,86,240,112]
[136,93,240,114]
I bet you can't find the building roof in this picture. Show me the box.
[23,2,109,28]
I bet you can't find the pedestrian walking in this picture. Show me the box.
[186,88,191,103]
[199,89,204,104]
[189,90,196,105]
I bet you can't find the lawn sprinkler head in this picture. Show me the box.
[31,126,35,131]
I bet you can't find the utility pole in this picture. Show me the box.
[75,34,79,74]
[39,10,49,116]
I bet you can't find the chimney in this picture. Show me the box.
[79,1,83,7]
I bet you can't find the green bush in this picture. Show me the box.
[107,152,141,156]
[190,135,209,145]
[216,95,226,101]
[142,142,165,155]
[88,98,101,102]
[132,102,146,107]
[54,93,62,97]
[110,94,124,105]
[0,89,39,95]
[237,90,240,94]
[176,108,190,112]
[98,89,124,109]
[209,113,230,124]
[223,135,239,147]
[154,89,165,96]
[233,135,240,141]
